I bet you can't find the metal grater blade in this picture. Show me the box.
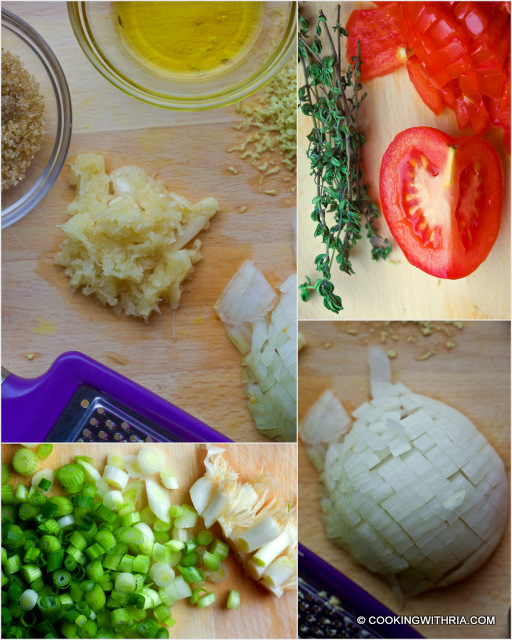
[298,577,379,639]
[45,385,182,442]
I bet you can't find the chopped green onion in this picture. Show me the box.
[103,465,129,492]
[110,607,132,632]
[85,560,104,582]
[15,483,28,502]
[84,584,106,612]
[4,554,22,575]
[55,463,84,493]
[85,543,104,560]
[149,563,175,587]
[1,483,16,504]
[196,530,214,546]
[132,554,150,574]
[209,539,229,561]
[2,462,12,484]
[203,551,221,572]
[137,448,165,475]
[49,497,73,517]
[137,617,160,638]
[173,505,198,529]
[165,539,185,553]
[177,565,203,583]
[115,573,136,595]
[40,535,61,553]
[227,589,240,610]
[168,505,183,519]
[181,552,199,568]
[45,550,64,573]
[107,454,125,470]
[120,511,141,527]
[37,445,54,460]
[140,506,156,526]
[118,554,135,573]
[52,570,71,589]
[197,592,216,608]
[115,527,143,545]
[12,448,39,477]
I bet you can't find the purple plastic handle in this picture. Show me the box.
[2,351,231,443]
[299,543,423,639]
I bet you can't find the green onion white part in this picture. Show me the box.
[299,345,508,597]
[214,260,297,442]
[160,470,179,490]
[189,446,297,597]
[145,479,171,524]
[103,464,129,491]
[31,469,54,493]
[138,447,165,475]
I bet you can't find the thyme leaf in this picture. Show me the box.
[299,6,391,314]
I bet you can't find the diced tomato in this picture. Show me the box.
[439,80,459,108]
[345,1,510,141]
[407,2,438,33]
[462,4,494,37]
[407,56,444,114]
[411,30,438,62]
[379,127,503,279]
[476,68,506,99]
[459,69,480,94]
[453,1,472,22]
[469,98,491,135]
[346,3,408,80]
[443,53,472,80]
[485,59,511,129]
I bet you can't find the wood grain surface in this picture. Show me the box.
[1,442,297,639]
[298,320,510,639]
[297,2,511,320]
[1,2,296,443]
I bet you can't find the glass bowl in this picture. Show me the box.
[68,1,296,111]
[1,9,72,229]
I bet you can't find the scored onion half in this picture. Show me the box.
[300,346,508,597]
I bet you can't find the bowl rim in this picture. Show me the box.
[68,0,297,111]
[1,8,72,229]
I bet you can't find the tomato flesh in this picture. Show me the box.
[379,127,503,279]
[346,3,407,80]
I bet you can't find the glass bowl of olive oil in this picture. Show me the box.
[68,1,296,111]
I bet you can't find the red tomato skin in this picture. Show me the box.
[379,127,503,279]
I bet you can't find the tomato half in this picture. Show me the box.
[379,127,503,279]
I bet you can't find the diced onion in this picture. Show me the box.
[301,347,508,596]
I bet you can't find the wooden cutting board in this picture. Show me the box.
[1,2,296,443]
[298,320,510,639]
[1,442,297,639]
[298,2,511,320]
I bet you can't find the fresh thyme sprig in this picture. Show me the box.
[298,6,391,314]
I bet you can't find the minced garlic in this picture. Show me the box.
[55,153,219,321]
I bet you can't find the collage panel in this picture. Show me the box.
[2,1,512,640]
[1,442,297,638]
[297,2,511,320]
[298,321,510,639]
[1,1,297,444]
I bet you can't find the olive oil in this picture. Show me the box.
[115,1,264,77]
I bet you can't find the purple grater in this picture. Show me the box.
[1,351,231,443]
[299,544,423,639]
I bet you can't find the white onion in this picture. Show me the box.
[215,261,297,442]
[300,347,508,596]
